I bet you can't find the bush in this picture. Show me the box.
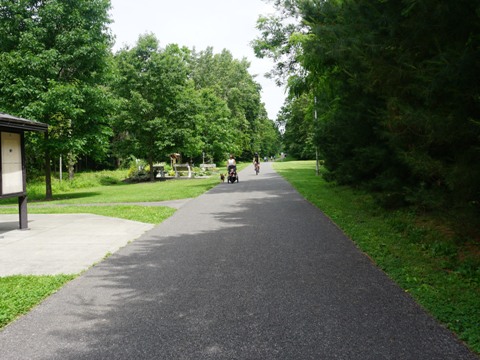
[126,160,151,182]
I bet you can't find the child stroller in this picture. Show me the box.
[227,165,239,183]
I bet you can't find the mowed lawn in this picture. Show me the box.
[28,175,221,204]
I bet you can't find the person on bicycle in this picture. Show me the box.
[253,152,260,174]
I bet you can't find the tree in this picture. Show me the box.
[0,0,114,197]
[257,110,282,158]
[278,94,315,160]
[186,87,234,163]
[112,35,191,181]
[191,48,277,160]
[254,0,480,209]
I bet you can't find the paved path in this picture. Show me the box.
[0,163,477,359]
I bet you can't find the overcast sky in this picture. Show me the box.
[108,0,286,120]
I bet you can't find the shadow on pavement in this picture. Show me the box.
[1,163,477,360]
[0,221,20,235]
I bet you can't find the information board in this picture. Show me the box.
[1,132,23,195]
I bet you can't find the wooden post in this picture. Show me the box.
[19,132,28,229]
[18,195,28,230]
[45,132,53,200]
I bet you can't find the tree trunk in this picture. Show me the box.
[67,152,75,180]
[149,157,155,182]
[44,133,53,200]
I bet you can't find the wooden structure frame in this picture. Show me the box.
[0,113,48,229]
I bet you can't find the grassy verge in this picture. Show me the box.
[0,166,246,205]
[0,275,74,328]
[19,176,218,205]
[0,205,176,225]
[274,160,480,354]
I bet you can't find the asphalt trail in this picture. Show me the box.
[0,163,477,359]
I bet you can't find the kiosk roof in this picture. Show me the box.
[0,113,48,132]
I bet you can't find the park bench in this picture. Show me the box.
[200,164,216,171]
[152,164,166,178]
[174,163,192,178]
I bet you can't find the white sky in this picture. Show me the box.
[108,0,286,120]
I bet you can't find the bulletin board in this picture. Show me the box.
[1,132,24,195]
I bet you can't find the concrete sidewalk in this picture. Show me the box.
[0,199,191,276]
[0,214,155,276]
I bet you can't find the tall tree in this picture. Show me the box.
[191,48,275,160]
[0,0,114,197]
[177,86,234,163]
[256,109,282,158]
[112,34,191,181]
[278,94,315,160]
[254,0,480,208]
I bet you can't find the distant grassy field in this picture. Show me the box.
[0,170,220,205]
[274,160,480,355]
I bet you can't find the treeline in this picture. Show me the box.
[0,0,281,186]
[254,0,480,210]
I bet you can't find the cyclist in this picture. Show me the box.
[253,153,260,174]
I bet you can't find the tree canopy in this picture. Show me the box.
[110,36,280,181]
[0,0,114,196]
[112,35,192,180]
[253,0,480,209]
[0,1,281,192]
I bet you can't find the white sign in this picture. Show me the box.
[2,132,23,194]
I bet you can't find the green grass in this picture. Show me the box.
[30,177,219,205]
[274,160,480,355]
[0,168,227,205]
[0,205,176,224]
[0,275,74,328]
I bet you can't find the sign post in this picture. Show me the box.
[0,113,48,229]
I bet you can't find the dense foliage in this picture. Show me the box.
[190,47,281,161]
[0,0,281,187]
[111,40,281,181]
[0,0,114,196]
[254,0,480,210]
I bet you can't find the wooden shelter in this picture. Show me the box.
[0,113,48,229]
